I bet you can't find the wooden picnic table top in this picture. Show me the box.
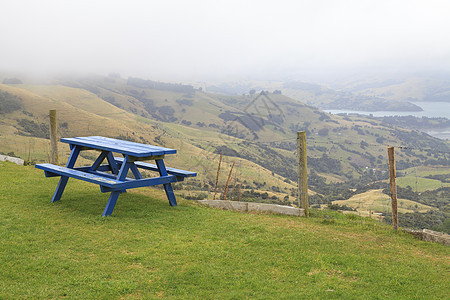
[60,136,176,157]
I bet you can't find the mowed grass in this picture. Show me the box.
[0,162,449,299]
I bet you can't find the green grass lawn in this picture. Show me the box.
[0,161,449,299]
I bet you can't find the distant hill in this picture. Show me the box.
[282,80,425,111]
[333,75,450,103]
[206,74,450,111]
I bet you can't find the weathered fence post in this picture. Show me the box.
[388,146,398,231]
[223,162,235,200]
[213,152,222,200]
[49,109,58,165]
[237,182,242,202]
[297,131,309,217]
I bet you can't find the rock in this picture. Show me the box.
[197,200,305,217]
[0,155,24,166]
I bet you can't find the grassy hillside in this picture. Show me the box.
[54,75,448,168]
[0,75,448,211]
[0,80,301,203]
[0,161,449,298]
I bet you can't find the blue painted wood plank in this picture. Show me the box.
[103,191,120,217]
[114,157,197,177]
[66,145,81,168]
[37,164,180,189]
[89,136,175,153]
[51,177,69,203]
[75,165,112,172]
[163,183,177,206]
[91,151,109,170]
[62,137,166,156]
[64,137,164,155]
[80,136,158,153]
[155,159,178,206]
[50,145,81,202]
[60,136,176,157]
[106,152,119,174]
[101,175,178,192]
[36,164,120,188]
[73,167,134,182]
[117,155,131,181]
[129,164,143,180]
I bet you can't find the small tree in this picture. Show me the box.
[318,128,329,136]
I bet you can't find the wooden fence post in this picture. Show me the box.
[297,131,309,217]
[237,182,242,202]
[223,162,235,200]
[213,152,222,200]
[388,146,398,231]
[49,109,58,165]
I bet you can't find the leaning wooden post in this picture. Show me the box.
[213,152,222,200]
[387,146,398,231]
[297,131,309,217]
[223,162,235,200]
[49,109,58,165]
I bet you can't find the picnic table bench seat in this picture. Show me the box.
[36,163,121,188]
[36,163,179,192]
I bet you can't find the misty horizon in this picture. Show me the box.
[1,0,450,82]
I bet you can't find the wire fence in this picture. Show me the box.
[2,109,449,185]
[1,116,449,170]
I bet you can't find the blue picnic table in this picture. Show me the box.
[35,136,196,216]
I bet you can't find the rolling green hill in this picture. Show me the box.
[0,74,448,224]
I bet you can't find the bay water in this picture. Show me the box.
[324,101,450,140]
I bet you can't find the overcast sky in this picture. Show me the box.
[1,0,450,81]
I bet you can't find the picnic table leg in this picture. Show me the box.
[102,155,131,216]
[51,177,69,203]
[106,152,119,174]
[108,152,128,194]
[91,151,109,170]
[51,146,81,203]
[102,191,121,217]
[155,159,177,206]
